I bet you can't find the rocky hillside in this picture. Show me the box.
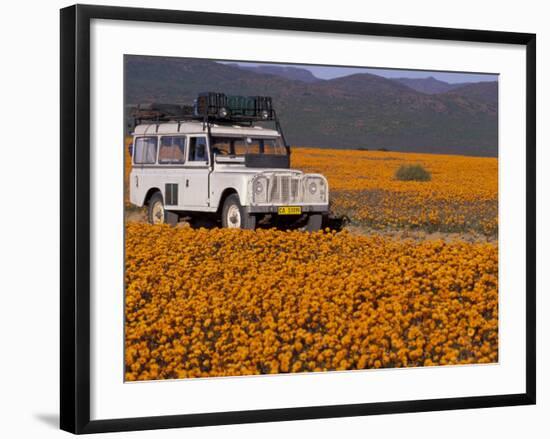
[125,56,498,156]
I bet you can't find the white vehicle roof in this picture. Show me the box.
[133,121,280,138]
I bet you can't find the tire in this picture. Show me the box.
[305,213,323,232]
[147,192,165,225]
[221,194,256,230]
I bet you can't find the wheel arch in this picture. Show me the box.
[143,187,162,206]
[216,188,239,213]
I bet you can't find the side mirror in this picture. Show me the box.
[128,144,134,158]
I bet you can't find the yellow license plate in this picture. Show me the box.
[278,206,302,215]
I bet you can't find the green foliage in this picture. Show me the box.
[394,164,432,182]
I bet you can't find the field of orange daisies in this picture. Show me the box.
[126,144,498,236]
[292,147,498,236]
[125,223,498,381]
[124,146,498,381]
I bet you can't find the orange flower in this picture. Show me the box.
[124,223,498,381]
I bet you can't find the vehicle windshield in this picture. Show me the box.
[211,136,286,156]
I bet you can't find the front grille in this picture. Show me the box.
[267,175,301,204]
[281,177,290,202]
[291,179,299,199]
[270,176,279,201]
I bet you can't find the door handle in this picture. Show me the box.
[185,179,189,188]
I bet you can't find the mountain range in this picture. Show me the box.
[225,63,321,83]
[125,56,498,156]
[393,77,469,94]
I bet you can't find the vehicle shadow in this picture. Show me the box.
[324,214,351,231]
[182,215,220,229]
[262,213,351,232]
[179,213,350,232]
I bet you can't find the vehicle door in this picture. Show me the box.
[157,135,187,209]
[183,135,210,208]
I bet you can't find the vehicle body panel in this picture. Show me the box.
[129,121,329,215]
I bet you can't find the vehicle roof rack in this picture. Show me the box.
[131,103,195,125]
[195,92,275,122]
[130,92,289,153]
[131,92,276,126]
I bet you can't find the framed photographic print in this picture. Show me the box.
[60,4,536,434]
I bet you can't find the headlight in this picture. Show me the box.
[252,177,268,203]
[304,176,328,202]
[308,181,318,194]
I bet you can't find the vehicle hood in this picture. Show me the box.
[214,166,304,177]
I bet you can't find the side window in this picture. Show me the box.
[188,137,208,163]
[134,137,157,164]
[159,136,186,164]
[211,138,232,156]
[233,139,247,155]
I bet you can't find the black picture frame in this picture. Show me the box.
[60,4,536,434]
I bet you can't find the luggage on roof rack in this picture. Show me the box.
[131,103,194,122]
[195,92,275,121]
[130,92,289,151]
[131,92,277,129]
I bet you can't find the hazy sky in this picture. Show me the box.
[219,61,498,84]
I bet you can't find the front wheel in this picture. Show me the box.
[147,192,165,225]
[305,213,323,232]
[221,194,256,230]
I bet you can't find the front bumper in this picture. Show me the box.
[245,204,329,214]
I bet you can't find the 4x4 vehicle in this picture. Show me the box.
[129,92,329,231]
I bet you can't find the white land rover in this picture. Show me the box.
[129,93,329,231]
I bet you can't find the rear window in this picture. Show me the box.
[134,137,157,164]
[211,136,285,156]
